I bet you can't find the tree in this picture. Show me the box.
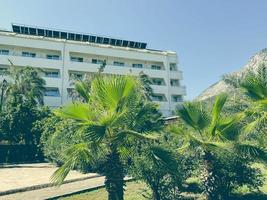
[139,71,153,100]
[239,64,267,137]
[5,62,45,106]
[50,75,163,200]
[171,93,266,199]
[224,63,267,145]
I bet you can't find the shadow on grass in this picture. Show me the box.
[229,193,267,200]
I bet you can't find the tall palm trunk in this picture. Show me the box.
[104,150,125,200]
[202,151,221,200]
[151,185,160,200]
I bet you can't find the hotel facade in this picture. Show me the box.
[0,24,186,116]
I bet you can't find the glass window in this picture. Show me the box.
[44,88,60,97]
[45,71,59,78]
[151,94,166,102]
[70,57,83,62]
[113,61,125,66]
[22,52,36,58]
[69,73,83,80]
[0,49,9,55]
[170,79,180,86]
[151,65,162,70]
[170,63,177,71]
[152,78,164,85]
[172,95,182,102]
[0,67,7,75]
[47,54,60,60]
[132,63,143,68]
[92,59,105,64]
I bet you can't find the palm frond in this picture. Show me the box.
[210,93,228,136]
[178,102,210,131]
[51,143,94,185]
[235,143,267,163]
[150,146,178,170]
[74,81,91,102]
[54,103,94,122]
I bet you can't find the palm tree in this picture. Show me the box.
[5,61,46,106]
[239,64,267,137]
[171,93,266,199]
[51,75,162,200]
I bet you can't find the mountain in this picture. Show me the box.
[196,49,267,101]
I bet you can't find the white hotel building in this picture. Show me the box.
[0,24,186,116]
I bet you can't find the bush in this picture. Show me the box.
[200,151,264,199]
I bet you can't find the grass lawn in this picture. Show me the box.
[59,181,148,200]
[59,164,267,200]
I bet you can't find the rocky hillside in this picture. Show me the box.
[196,49,267,101]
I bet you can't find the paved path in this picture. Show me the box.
[1,176,105,200]
[0,163,101,199]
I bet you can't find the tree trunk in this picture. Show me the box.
[104,150,125,200]
[202,151,221,200]
[151,186,160,200]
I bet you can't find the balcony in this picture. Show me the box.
[44,96,62,107]
[42,76,62,87]
[170,86,186,95]
[170,70,183,79]
[68,60,168,77]
[151,85,168,94]
[0,53,62,69]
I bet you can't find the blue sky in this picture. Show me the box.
[1,0,267,99]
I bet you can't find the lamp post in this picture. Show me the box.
[0,79,7,112]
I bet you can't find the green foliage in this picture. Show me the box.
[0,65,49,162]
[43,75,164,200]
[130,143,190,200]
[173,93,267,199]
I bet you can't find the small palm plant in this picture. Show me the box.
[171,93,266,199]
[240,64,267,139]
[51,75,161,200]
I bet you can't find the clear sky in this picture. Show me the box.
[1,0,267,99]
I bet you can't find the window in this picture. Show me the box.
[151,78,164,86]
[170,79,180,86]
[0,49,9,55]
[92,59,105,64]
[47,54,60,60]
[113,61,125,66]
[172,95,183,102]
[69,73,83,80]
[70,56,83,62]
[0,67,7,75]
[151,65,162,70]
[151,94,166,102]
[132,63,143,68]
[170,63,177,71]
[44,88,60,97]
[45,71,59,78]
[22,52,36,58]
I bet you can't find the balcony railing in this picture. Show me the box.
[0,52,62,60]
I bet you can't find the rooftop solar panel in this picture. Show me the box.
[11,24,147,49]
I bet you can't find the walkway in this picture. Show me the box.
[1,176,105,200]
[0,163,103,199]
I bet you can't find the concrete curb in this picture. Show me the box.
[0,175,101,196]
[46,178,133,200]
